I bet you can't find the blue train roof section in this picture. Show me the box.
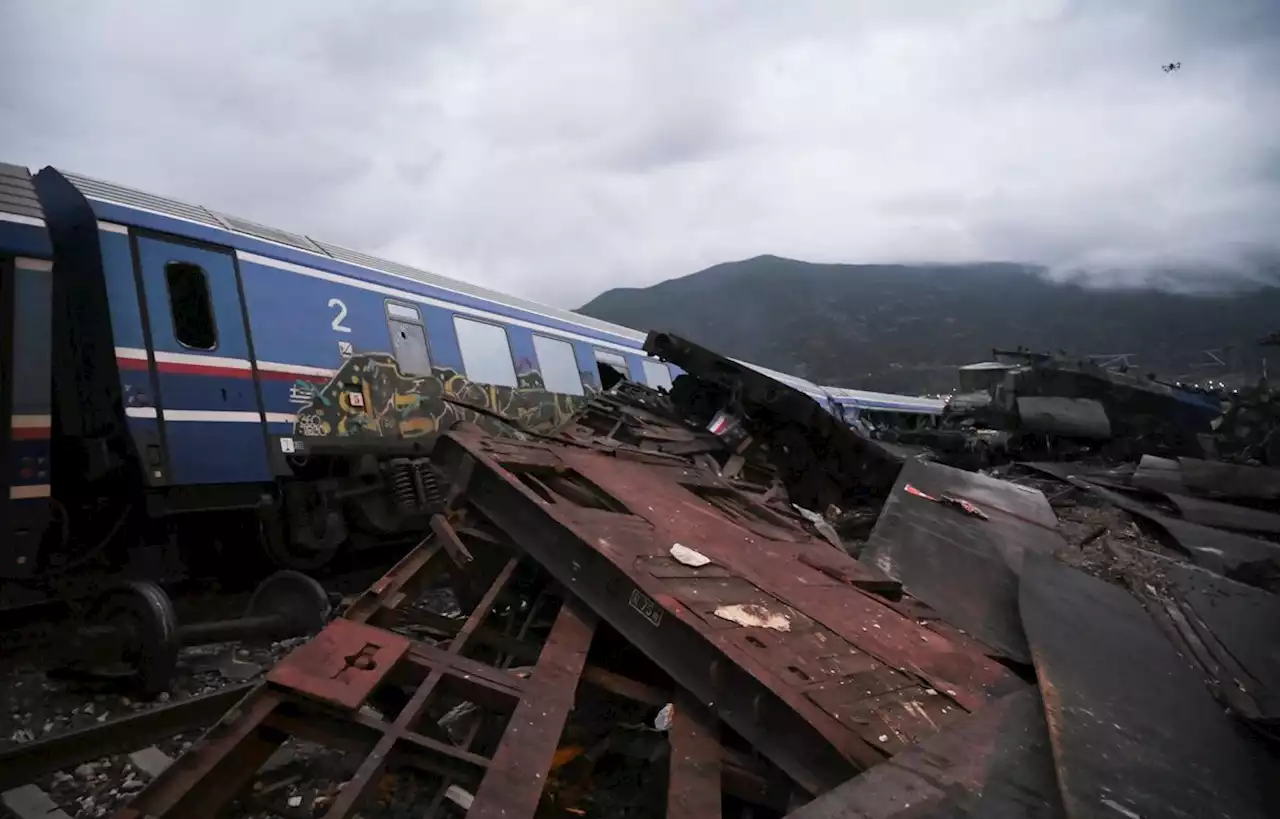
[0,163,52,258]
[823,386,947,414]
[49,167,650,349]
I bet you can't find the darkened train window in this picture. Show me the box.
[386,301,432,377]
[164,262,217,350]
[594,349,630,391]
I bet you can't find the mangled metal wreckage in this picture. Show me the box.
[3,333,1277,819]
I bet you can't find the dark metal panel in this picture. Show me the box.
[1071,479,1280,591]
[1130,454,1185,495]
[643,330,905,507]
[1020,552,1278,819]
[1123,549,1280,728]
[863,460,1065,664]
[1178,458,1280,501]
[1016,396,1111,439]
[1165,492,1280,535]
[784,688,1064,819]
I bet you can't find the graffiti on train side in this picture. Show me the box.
[292,352,598,441]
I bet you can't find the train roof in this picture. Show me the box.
[51,167,649,347]
[0,163,52,258]
[822,386,947,414]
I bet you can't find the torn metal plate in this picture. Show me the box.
[1020,553,1278,819]
[1178,458,1280,501]
[1164,492,1280,535]
[436,432,1025,795]
[1130,454,1185,495]
[1071,479,1280,592]
[863,460,1065,664]
[784,688,1064,819]
[1122,548,1280,728]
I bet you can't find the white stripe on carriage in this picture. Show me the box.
[124,407,293,424]
[257,361,337,378]
[97,221,130,234]
[237,250,647,358]
[115,347,254,370]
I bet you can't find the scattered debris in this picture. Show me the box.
[2,362,1278,818]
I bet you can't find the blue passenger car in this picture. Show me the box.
[0,164,55,582]
[30,166,687,568]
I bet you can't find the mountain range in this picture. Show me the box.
[576,256,1280,394]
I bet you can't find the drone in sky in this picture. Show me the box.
[1163,61,1182,73]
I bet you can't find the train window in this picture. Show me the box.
[593,349,630,391]
[453,316,518,388]
[385,301,432,376]
[386,301,421,323]
[532,335,584,396]
[641,359,674,392]
[389,319,432,377]
[164,262,217,350]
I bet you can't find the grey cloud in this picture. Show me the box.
[1,0,1278,307]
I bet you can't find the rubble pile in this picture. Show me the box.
[2,340,1278,819]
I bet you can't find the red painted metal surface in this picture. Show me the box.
[109,535,605,819]
[468,600,596,819]
[438,432,1026,791]
[266,617,411,710]
[668,694,723,819]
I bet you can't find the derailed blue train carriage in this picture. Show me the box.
[0,164,55,585]
[4,164,685,586]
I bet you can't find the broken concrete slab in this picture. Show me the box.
[1020,552,1279,819]
[127,746,174,779]
[1,785,72,819]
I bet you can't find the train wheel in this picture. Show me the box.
[84,581,181,697]
[258,496,343,572]
[245,570,333,634]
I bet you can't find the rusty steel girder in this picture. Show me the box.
[434,431,1026,796]
[109,533,596,819]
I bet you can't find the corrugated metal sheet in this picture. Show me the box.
[59,169,225,229]
[0,163,45,221]
[216,213,323,254]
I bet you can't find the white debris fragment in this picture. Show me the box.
[654,702,675,731]
[713,603,792,632]
[670,543,711,567]
[445,785,475,810]
[287,795,303,808]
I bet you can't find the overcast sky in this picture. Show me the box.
[3,1,1278,307]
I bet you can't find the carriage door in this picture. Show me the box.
[135,237,269,485]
